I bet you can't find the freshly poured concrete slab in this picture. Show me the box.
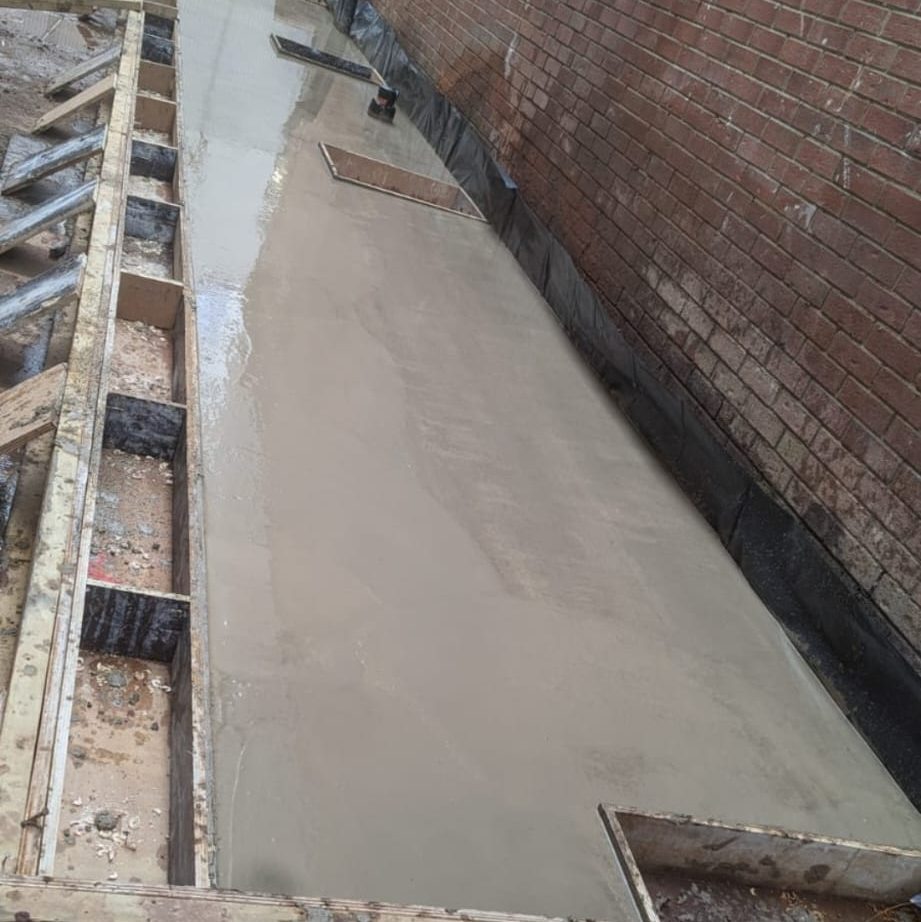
[180,1,921,920]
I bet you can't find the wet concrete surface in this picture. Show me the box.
[179,2,921,919]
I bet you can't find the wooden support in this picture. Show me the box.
[103,391,185,460]
[139,59,175,98]
[0,364,67,455]
[0,179,97,255]
[2,126,106,194]
[45,44,121,98]
[117,269,182,328]
[0,11,143,878]
[33,72,116,133]
[82,580,190,662]
[135,91,176,138]
[0,255,85,332]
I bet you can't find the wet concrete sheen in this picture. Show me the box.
[180,2,921,919]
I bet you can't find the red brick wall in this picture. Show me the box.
[374,0,921,643]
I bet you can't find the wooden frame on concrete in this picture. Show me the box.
[0,11,143,877]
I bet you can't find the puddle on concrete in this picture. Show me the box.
[179,0,921,919]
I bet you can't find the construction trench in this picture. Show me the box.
[0,1,918,921]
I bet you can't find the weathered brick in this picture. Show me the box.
[378,0,921,644]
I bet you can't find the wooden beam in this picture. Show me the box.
[0,365,67,455]
[33,72,116,133]
[2,125,106,194]
[0,255,85,332]
[45,44,121,97]
[0,179,97,255]
[0,877,582,922]
[0,0,140,11]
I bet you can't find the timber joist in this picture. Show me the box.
[0,0,211,891]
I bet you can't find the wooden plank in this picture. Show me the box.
[34,72,117,133]
[0,877,585,922]
[0,365,67,455]
[45,44,121,97]
[117,268,182,328]
[320,143,485,220]
[103,391,185,459]
[169,28,213,882]
[138,59,175,98]
[2,126,106,194]
[0,11,143,878]
[0,255,85,332]
[81,580,189,661]
[135,91,176,137]
[0,179,96,255]
[0,0,140,10]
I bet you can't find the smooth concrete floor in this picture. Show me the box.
[179,2,921,918]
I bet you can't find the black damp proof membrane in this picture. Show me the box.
[271,34,376,82]
[326,0,921,810]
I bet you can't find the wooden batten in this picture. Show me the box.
[117,269,183,329]
[0,255,85,332]
[45,43,121,97]
[2,125,107,194]
[33,73,117,133]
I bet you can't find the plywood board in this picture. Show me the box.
[45,44,121,97]
[320,142,485,220]
[138,60,175,98]
[0,363,66,454]
[2,126,107,194]
[34,73,117,133]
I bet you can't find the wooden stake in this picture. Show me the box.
[34,72,117,133]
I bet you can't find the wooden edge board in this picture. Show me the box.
[318,142,486,221]
[0,364,67,455]
[169,20,214,886]
[45,44,121,97]
[0,11,143,878]
[2,125,107,194]
[34,72,117,133]
[0,0,140,10]
[0,876,594,922]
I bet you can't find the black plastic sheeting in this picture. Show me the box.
[327,0,921,808]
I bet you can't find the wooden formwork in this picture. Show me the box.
[0,2,211,889]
